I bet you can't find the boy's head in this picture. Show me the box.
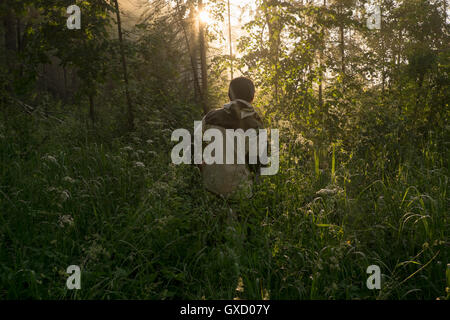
[228,77,255,103]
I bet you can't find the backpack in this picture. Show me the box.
[199,99,264,199]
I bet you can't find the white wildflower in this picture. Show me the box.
[295,134,313,147]
[60,190,70,202]
[277,120,291,129]
[58,214,74,227]
[146,120,163,126]
[316,187,342,196]
[62,176,76,184]
[134,161,145,168]
[316,188,336,196]
[42,155,58,165]
[121,146,133,152]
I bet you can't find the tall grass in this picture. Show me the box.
[0,109,448,300]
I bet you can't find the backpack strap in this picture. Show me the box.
[223,99,257,119]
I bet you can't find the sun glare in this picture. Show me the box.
[198,10,212,24]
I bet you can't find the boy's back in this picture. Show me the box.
[199,77,264,199]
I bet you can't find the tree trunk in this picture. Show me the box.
[112,0,134,131]
[175,0,202,102]
[227,0,233,80]
[198,0,209,115]
[318,0,326,108]
[340,24,345,75]
[3,9,17,72]
[265,1,281,104]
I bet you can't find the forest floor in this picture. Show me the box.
[0,110,448,300]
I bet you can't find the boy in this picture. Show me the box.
[198,77,264,199]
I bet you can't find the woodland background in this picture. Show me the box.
[0,0,448,299]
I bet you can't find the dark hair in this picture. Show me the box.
[228,77,255,102]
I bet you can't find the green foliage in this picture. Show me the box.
[0,0,448,300]
[0,109,447,299]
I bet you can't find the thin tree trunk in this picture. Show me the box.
[198,0,209,115]
[227,0,233,80]
[444,0,447,23]
[175,0,201,101]
[340,24,345,75]
[265,1,281,104]
[3,10,17,72]
[112,0,134,131]
[319,0,326,108]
